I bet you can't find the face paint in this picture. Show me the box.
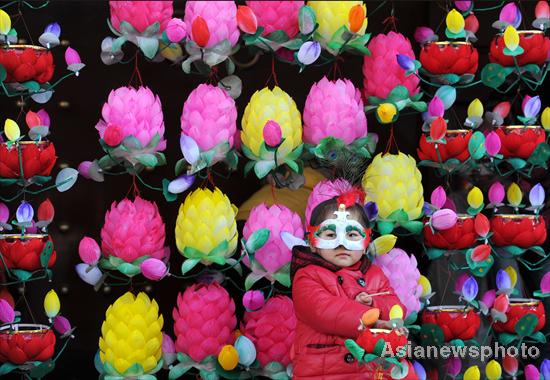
[308,204,370,251]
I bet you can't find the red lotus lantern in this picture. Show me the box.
[417,130,472,162]
[356,328,408,355]
[420,42,479,75]
[423,215,477,249]
[0,324,56,364]
[494,126,545,159]
[421,306,481,342]
[492,298,546,333]
[490,215,546,248]
[0,46,55,84]
[0,142,57,179]
[0,234,57,271]
[489,31,550,67]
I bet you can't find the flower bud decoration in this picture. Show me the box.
[376,103,397,124]
[529,183,545,208]
[446,9,465,34]
[168,175,195,194]
[429,117,447,142]
[26,111,42,129]
[166,18,186,43]
[414,26,436,44]
[372,234,397,255]
[525,364,540,380]
[364,201,378,222]
[503,354,518,376]
[481,290,496,309]
[430,186,446,209]
[44,289,60,319]
[37,199,55,223]
[462,276,478,301]
[464,366,480,380]
[496,269,512,290]
[485,132,501,157]
[454,273,469,294]
[503,25,519,51]
[78,161,93,179]
[0,299,15,324]
[489,182,505,205]
[465,14,479,33]
[485,360,502,380]
[235,336,256,367]
[75,263,103,286]
[191,16,210,47]
[140,258,168,281]
[493,101,511,119]
[348,4,366,33]
[540,359,550,380]
[428,96,445,118]
[218,345,239,371]
[413,361,426,380]
[540,271,550,293]
[243,290,265,311]
[467,186,483,209]
[361,308,380,326]
[16,201,34,224]
[536,1,550,19]
[467,99,483,118]
[396,54,415,72]
[53,315,72,336]
[446,357,462,377]
[78,236,101,265]
[236,6,257,34]
[504,266,517,288]
[523,95,541,119]
[389,304,404,320]
[297,41,321,65]
[263,120,282,147]
[543,107,550,129]
[4,119,20,142]
[455,1,471,12]
[162,333,176,366]
[431,209,457,230]
[506,182,522,207]
[0,9,11,35]
[418,275,432,297]
[493,293,509,313]
[471,244,491,262]
[500,2,522,28]
[474,213,490,237]
[0,202,8,224]
[64,47,81,66]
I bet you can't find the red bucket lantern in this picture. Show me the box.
[0,45,55,84]
[494,126,545,159]
[492,298,546,334]
[489,30,550,67]
[0,142,57,180]
[0,234,57,271]
[420,41,479,75]
[423,215,477,250]
[490,215,547,248]
[0,324,56,364]
[418,130,473,163]
[356,328,408,355]
[421,306,481,342]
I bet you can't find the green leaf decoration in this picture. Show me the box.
[123,363,144,377]
[373,338,386,356]
[449,339,465,347]
[390,360,409,380]
[245,228,270,253]
[377,221,395,235]
[0,363,18,376]
[29,360,55,378]
[466,250,494,277]
[136,36,159,59]
[245,272,264,290]
[12,269,32,281]
[515,313,538,337]
[0,64,6,82]
[265,30,290,44]
[273,263,291,287]
[468,131,486,160]
[169,362,192,380]
[55,167,79,192]
[498,332,517,346]
[409,101,428,112]
[224,150,239,171]
[505,245,526,256]
[439,74,460,85]
[420,323,445,346]
[40,240,54,268]
[481,63,508,89]
[162,179,178,202]
[135,154,158,167]
[528,143,550,167]
[118,262,140,277]
[508,158,527,170]
[387,85,409,102]
[264,361,286,374]
[404,311,418,326]
[529,331,546,343]
[180,258,200,275]
[254,160,276,179]
[0,178,18,186]
[401,221,424,235]
[21,80,40,92]
[345,339,365,361]
[426,248,446,260]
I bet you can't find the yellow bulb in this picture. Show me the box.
[389,304,403,320]
[504,266,517,288]
[377,103,397,124]
[506,182,522,206]
[372,234,397,255]
[464,365,481,380]
[418,275,432,297]
[503,25,519,51]
[4,119,20,142]
[446,9,465,34]
[542,107,550,130]
[467,186,484,209]
[485,360,502,380]
[44,290,60,318]
[218,345,239,371]
[159,42,183,62]
[467,99,484,118]
[0,9,11,35]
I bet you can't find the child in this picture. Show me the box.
[291,190,408,379]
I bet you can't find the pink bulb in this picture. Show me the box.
[162,333,176,354]
[522,95,532,113]
[0,299,15,324]
[78,236,101,265]
[480,289,496,308]
[430,186,447,209]
[431,209,457,230]
[37,109,50,127]
[454,272,470,294]
[485,131,501,156]
[488,182,505,205]
[464,14,479,33]
[140,258,168,281]
[53,315,72,335]
[428,96,445,118]
[493,101,511,118]
[65,47,81,66]
[263,120,282,147]
[541,271,550,293]
[525,364,540,380]
[536,1,550,19]
[503,354,518,375]
[243,290,265,311]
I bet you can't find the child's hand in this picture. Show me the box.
[355,292,373,305]
[375,320,409,337]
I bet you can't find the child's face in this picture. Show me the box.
[310,209,367,267]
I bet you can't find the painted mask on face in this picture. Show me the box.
[308,204,371,251]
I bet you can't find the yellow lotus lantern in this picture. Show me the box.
[308,1,367,47]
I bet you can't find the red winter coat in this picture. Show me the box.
[291,247,407,379]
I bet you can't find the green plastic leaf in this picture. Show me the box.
[0,178,18,186]
[508,158,527,169]
[12,269,32,281]
[245,272,264,290]
[515,313,538,337]
[439,74,460,85]
[420,323,445,346]
[505,245,526,256]
[0,363,18,376]
[468,131,486,160]
[481,63,508,89]
[180,258,200,275]
[426,248,445,260]
[498,332,517,345]
[118,262,140,277]
[344,339,365,361]
[298,5,316,35]
[0,64,6,82]
[245,229,270,253]
[135,154,158,167]
[387,85,409,102]
[21,80,40,92]
[40,240,53,268]
[55,167,79,192]
[401,221,424,234]
[404,311,418,325]
[273,263,291,287]
[528,143,550,167]
[162,178,178,202]
[254,160,276,179]
[137,36,159,59]
[183,247,205,260]
[29,360,55,378]
[529,331,546,343]
[373,338,386,356]
[377,221,395,235]
[409,101,428,112]
[169,362,192,380]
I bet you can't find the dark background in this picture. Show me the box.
[0,1,548,379]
